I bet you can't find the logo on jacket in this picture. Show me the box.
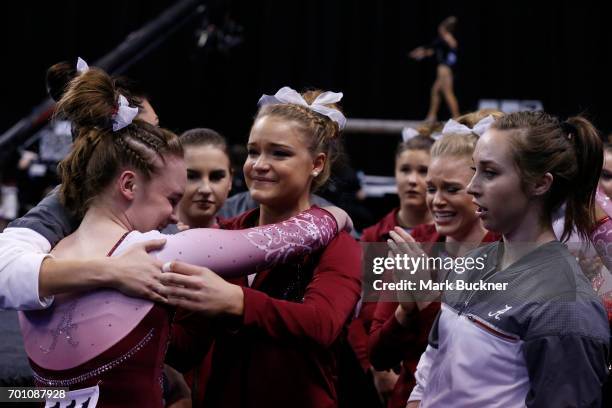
[488,304,512,320]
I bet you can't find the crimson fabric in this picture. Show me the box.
[170,208,362,408]
[348,208,405,371]
[360,208,401,243]
[368,226,500,408]
[29,234,172,407]
[31,303,171,407]
[177,308,214,407]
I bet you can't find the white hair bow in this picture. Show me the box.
[112,94,139,132]
[76,57,89,73]
[401,127,420,142]
[441,115,495,137]
[258,86,347,130]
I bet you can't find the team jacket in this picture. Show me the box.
[409,241,610,407]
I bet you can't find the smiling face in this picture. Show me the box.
[395,149,430,210]
[467,129,528,235]
[127,155,186,231]
[244,115,323,211]
[177,144,232,228]
[426,155,481,240]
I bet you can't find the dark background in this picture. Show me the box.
[2,0,611,154]
[1,0,609,388]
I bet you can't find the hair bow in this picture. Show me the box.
[401,127,420,142]
[258,86,347,130]
[76,57,89,73]
[112,94,139,132]
[441,115,495,137]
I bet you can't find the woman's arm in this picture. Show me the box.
[160,233,362,347]
[1,197,346,309]
[441,31,457,49]
[0,226,169,309]
[368,301,438,371]
[39,239,169,302]
[157,206,343,279]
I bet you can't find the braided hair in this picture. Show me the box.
[55,68,182,216]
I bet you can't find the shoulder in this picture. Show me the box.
[526,293,609,343]
[525,242,592,294]
[328,231,361,252]
[516,243,608,341]
[218,208,259,230]
[320,231,361,268]
[112,230,164,255]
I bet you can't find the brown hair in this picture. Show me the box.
[456,109,504,128]
[396,135,435,157]
[46,60,146,108]
[255,89,343,191]
[55,68,183,216]
[180,127,232,169]
[491,111,603,241]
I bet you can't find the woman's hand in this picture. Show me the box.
[388,227,439,310]
[106,239,168,303]
[159,261,244,316]
[322,205,353,233]
[39,238,169,303]
[409,47,431,60]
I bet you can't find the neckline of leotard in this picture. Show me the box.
[107,231,132,257]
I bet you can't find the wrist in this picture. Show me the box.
[226,285,245,317]
[87,258,116,289]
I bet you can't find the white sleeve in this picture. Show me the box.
[408,343,437,402]
[0,227,54,310]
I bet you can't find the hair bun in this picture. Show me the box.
[55,68,119,131]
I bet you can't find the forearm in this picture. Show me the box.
[369,302,438,370]
[38,257,115,297]
[369,302,411,369]
[161,206,339,278]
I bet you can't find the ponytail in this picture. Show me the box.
[563,116,603,240]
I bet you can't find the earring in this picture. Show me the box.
[312,171,319,177]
